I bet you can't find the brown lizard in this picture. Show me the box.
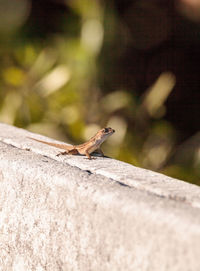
[28,127,115,159]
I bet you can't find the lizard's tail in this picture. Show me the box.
[28,137,73,152]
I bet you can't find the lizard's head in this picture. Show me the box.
[97,127,115,141]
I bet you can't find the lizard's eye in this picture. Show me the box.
[104,128,109,133]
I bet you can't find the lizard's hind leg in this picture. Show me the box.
[56,149,78,156]
[56,151,68,156]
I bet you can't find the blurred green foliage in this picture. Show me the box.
[0,0,199,184]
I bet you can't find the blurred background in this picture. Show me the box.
[0,0,199,184]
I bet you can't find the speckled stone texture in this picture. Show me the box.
[0,123,200,271]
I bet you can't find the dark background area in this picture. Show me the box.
[0,0,199,183]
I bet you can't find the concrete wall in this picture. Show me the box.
[0,123,200,271]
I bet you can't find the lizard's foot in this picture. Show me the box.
[56,151,68,156]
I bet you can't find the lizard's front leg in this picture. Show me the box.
[96,148,104,157]
[85,150,92,160]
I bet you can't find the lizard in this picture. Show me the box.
[28,127,115,159]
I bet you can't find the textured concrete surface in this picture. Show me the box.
[0,122,200,270]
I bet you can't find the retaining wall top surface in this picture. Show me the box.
[0,122,200,208]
